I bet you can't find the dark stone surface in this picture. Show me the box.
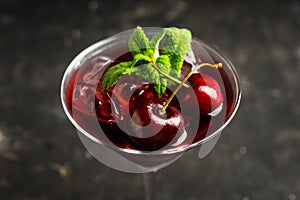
[0,0,299,199]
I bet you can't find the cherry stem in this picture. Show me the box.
[151,62,189,88]
[161,62,223,113]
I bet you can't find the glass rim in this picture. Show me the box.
[60,27,242,156]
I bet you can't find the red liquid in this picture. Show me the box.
[66,44,235,152]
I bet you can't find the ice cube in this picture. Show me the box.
[73,82,96,115]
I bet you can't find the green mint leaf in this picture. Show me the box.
[161,27,192,77]
[102,61,134,89]
[128,26,150,56]
[163,27,192,58]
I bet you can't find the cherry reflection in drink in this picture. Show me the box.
[61,27,241,173]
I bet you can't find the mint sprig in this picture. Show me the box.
[102,26,192,97]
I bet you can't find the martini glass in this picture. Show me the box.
[60,27,241,199]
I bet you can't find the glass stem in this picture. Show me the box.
[143,172,157,200]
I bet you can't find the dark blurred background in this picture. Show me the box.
[0,0,300,199]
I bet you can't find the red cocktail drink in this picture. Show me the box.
[61,27,241,173]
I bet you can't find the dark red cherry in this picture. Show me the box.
[125,84,183,151]
[184,74,223,116]
[128,103,183,151]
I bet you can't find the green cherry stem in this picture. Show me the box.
[161,62,223,113]
[151,61,189,88]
